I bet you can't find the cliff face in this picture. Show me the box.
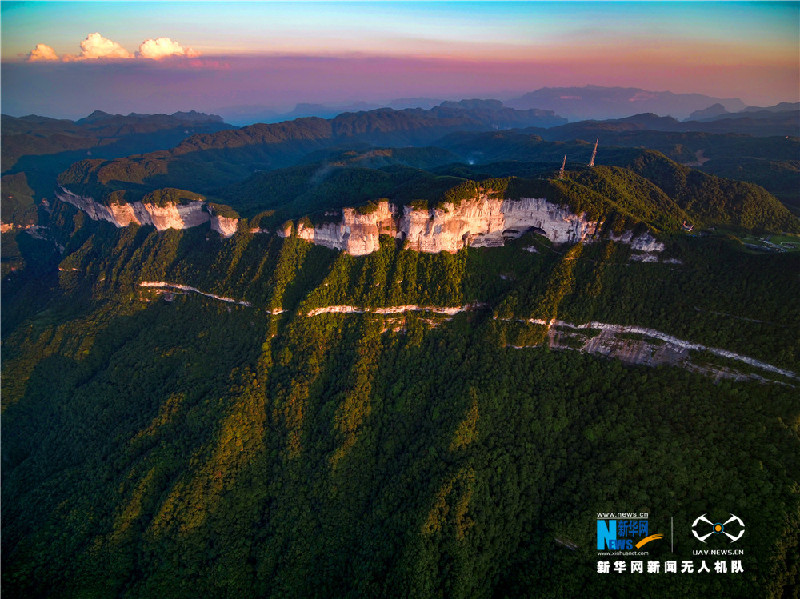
[145,202,209,231]
[56,187,237,237]
[58,188,663,254]
[297,197,601,256]
[609,229,665,252]
[210,215,239,237]
[297,202,399,256]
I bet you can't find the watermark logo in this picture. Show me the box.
[597,513,662,551]
[691,514,745,544]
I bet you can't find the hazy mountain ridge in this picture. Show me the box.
[54,101,565,195]
[507,85,747,120]
[217,87,776,126]
[690,101,800,121]
[438,127,800,212]
[2,110,231,170]
[0,110,236,241]
[8,100,792,224]
[217,97,566,126]
[531,110,799,138]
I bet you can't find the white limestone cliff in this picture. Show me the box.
[211,215,239,237]
[57,187,665,254]
[609,229,666,252]
[296,202,398,256]
[295,197,601,256]
[145,202,210,231]
[55,186,237,237]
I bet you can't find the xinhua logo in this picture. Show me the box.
[597,519,662,551]
[691,514,745,543]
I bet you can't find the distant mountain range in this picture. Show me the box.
[689,102,800,122]
[217,98,565,127]
[214,86,797,128]
[4,95,798,237]
[217,102,384,126]
[1,110,234,229]
[54,100,568,199]
[532,109,799,138]
[506,85,747,120]
[1,110,231,171]
[218,99,460,126]
[2,110,224,138]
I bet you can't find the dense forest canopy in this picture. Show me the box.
[2,206,799,596]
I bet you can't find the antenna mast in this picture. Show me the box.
[559,155,566,179]
[589,139,598,167]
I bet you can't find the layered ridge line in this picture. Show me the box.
[290,198,664,255]
[56,187,665,256]
[56,187,239,237]
[291,197,604,256]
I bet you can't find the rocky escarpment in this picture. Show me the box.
[292,197,607,256]
[291,197,665,255]
[55,187,238,237]
[58,187,664,254]
[609,229,665,252]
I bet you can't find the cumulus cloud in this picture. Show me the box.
[27,43,59,62]
[77,32,134,59]
[24,33,199,63]
[138,37,199,60]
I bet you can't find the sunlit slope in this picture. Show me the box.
[2,261,798,598]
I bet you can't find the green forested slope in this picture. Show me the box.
[623,151,797,231]
[2,196,799,598]
[2,289,798,598]
[217,163,467,220]
[8,202,796,368]
[201,152,797,236]
[1,173,38,226]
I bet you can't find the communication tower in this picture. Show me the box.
[589,139,598,167]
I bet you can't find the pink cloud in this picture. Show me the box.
[29,33,201,63]
[138,37,200,60]
[76,33,133,60]
[27,43,59,62]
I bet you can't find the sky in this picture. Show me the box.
[1,1,798,120]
